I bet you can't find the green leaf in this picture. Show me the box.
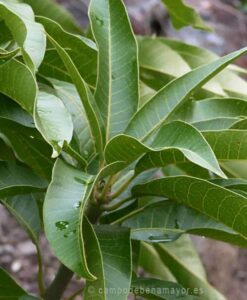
[0,162,46,197]
[46,33,103,155]
[0,117,53,180]
[131,278,199,299]
[84,220,132,300]
[43,159,95,279]
[0,267,40,300]
[162,0,211,31]
[0,0,46,73]
[49,79,96,161]
[37,16,97,88]
[34,90,73,158]
[0,138,15,162]
[154,237,225,300]
[132,176,247,241]
[22,0,82,34]
[126,47,247,141]
[0,47,19,66]
[0,58,37,113]
[123,200,247,247]
[105,121,225,177]
[89,0,139,140]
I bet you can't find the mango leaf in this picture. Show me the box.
[89,0,139,140]
[170,98,247,125]
[154,237,225,300]
[123,201,247,247]
[43,159,96,279]
[0,0,46,73]
[84,219,132,300]
[105,121,225,177]
[46,34,103,155]
[192,118,240,131]
[0,112,53,179]
[34,90,73,158]
[0,138,15,162]
[37,16,97,88]
[162,0,210,31]
[0,162,46,198]
[0,267,40,300]
[22,0,82,34]
[49,79,96,161]
[126,47,247,140]
[132,176,247,240]
[149,237,224,300]
[131,278,199,300]
[0,58,37,113]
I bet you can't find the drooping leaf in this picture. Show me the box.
[37,16,97,88]
[43,159,95,279]
[162,0,211,31]
[126,48,247,140]
[89,0,139,140]
[0,58,37,113]
[132,176,247,240]
[0,0,46,73]
[84,220,132,300]
[154,237,225,300]
[0,162,46,198]
[105,121,225,177]
[22,0,82,34]
[34,90,73,158]
[46,34,103,155]
[0,267,40,300]
[123,201,247,247]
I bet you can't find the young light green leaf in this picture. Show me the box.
[89,0,139,140]
[132,176,247,240]
[0,0,46,73]
[22,0,82,34]
[126,48,247,140]
[35,90,73,158]
[162,0,211,31]
[154,237,225,300]
[0,59,37,113]
[123,201,247,248]
[43,159,96,280]
[0,47,19,66]
[105,121,225,177]
[46,34,103,155]
[84,220,132,300]
[0,267,40,300]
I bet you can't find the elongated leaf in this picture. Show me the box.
[132,278,199,300]
[49,79,96,160]
[0,47,19,66]
[123,201,247,247]
[154,237,225,300]
[43,159,95,279]
[84,220,132,300]
[89,0,139,140]
[132,177,247,240]
[0,267,40,300]
[0,138,15,162]
[46,34,103,155]
[126,48,247,140]
[162,0,210,31]
[0,162,46,197]
[0,58,36,113]
[22,0,82,34]
[35,90,73,158]
[37,16,97,87]
[0,0,46,72]
[105,121,224,177]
